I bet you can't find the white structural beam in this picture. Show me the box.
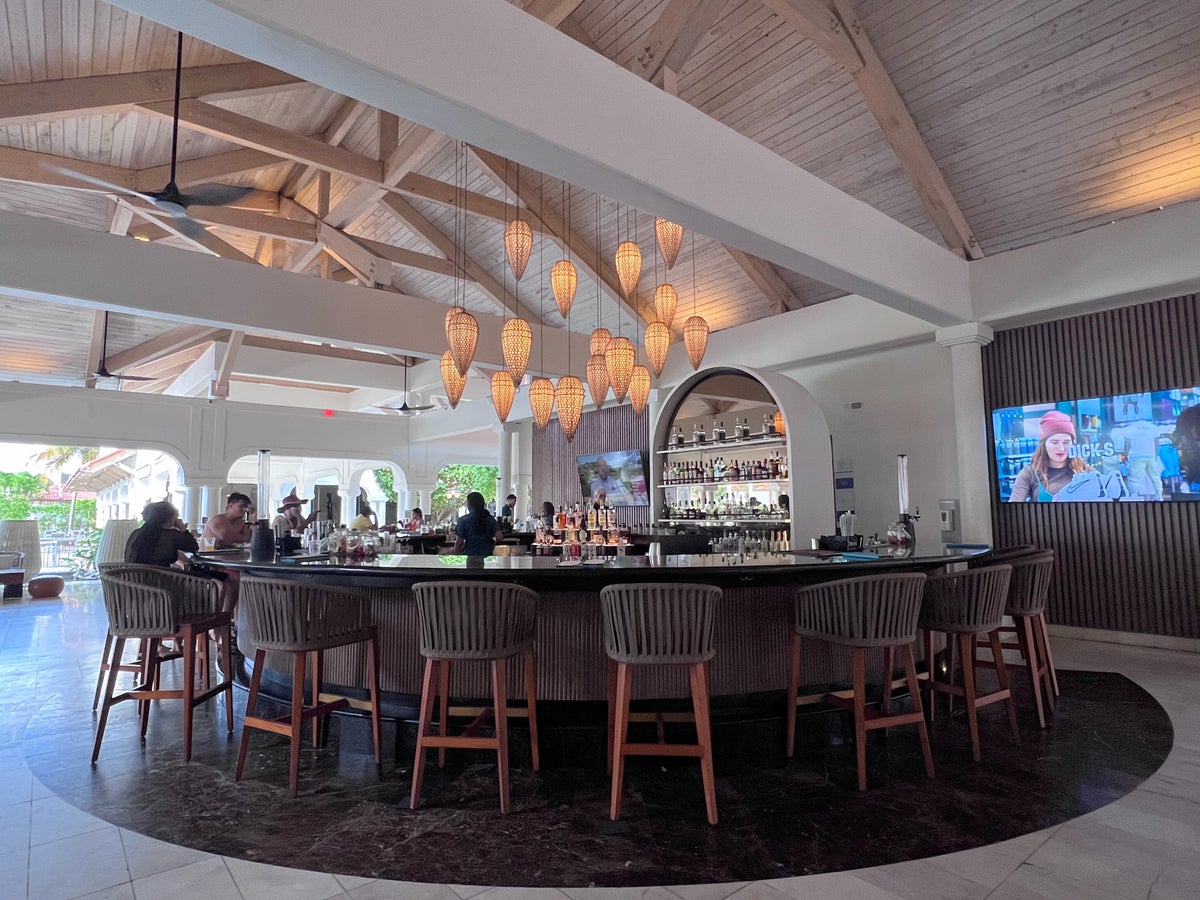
[108,0,970,326]
[0,210,592,373]
[971,200,1200,326]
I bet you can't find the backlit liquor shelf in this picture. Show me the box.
[656,478,789,489]
[657,518,791,525]
[656,434,787,455]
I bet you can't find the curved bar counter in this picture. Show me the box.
[213,547,987,708]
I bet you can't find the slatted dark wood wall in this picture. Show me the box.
[531,404,652,529]
[984,294,1200,638]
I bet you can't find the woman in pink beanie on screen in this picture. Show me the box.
[1008,409,1094,502]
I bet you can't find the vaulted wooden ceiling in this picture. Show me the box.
[0,0,1197,408]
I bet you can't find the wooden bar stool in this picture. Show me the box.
[93,566,233,763]
[600,582,721,825]
[410,580,539,814]
[919,565,1019,762]
[976,551,1058,727]
[787,572,933,791]
[235,576,381,797]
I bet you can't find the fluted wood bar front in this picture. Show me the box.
[210,549,987,706]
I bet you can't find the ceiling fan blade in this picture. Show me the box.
[45,163,159,205]
[92,365,158,383]
[183,183,259,208]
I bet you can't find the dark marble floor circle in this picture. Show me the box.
[26,670,1171,888]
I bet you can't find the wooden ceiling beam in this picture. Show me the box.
[135,148,284,195]
[135,99,384,184]
[324,125,444,229]
[467,145,647,326]
[281,97,368,196]
[0,62,304,125]
[103,324,229,372]
[522,0,584,27]
[722,246,803,313]
[83,310,106,390]
[634,0,727,83]
[240,335,409,366]
[379,192,542,323]
[118,198,257,263]
[212,331,244,400]
[764,0,981,259]
[0,145,138,192]
[394,172,537,231]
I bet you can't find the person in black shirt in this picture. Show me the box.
[453,491,503,557]
[125,501,198,567]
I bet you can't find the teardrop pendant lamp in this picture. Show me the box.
[629,364,651,416]
[446,307,479,376]
[605,335,635,403]
[501,317,532,384]
[529,375,555,431]
[590,327,612,357]
[555,375,585,442]
[550,259,577,318]
[644,320,671,377]
[655,218,683,269]
[490,369,515,422]
[615,241,642,298]
[504,218,533,281]
[653,283,678,328]
[440,350,466,408]
[683,314,709,370]
[586,351,610,409]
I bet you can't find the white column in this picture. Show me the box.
[181,483,201,528]
[514,421,533,520]
[498,422,515,503]
[935,322,995,545]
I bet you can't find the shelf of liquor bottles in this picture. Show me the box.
[657,433,787,456]
[657,517,790,525]
[658,477,788,489]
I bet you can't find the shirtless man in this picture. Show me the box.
[202,492,253,548]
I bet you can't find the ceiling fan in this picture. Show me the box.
[92,311,157,382]
[49,31,255,241]
[382,362,436,416]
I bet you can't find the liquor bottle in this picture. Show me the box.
[762,413,771,435]
[716,420,726,441]
[587,503,597,530]
[672,426,684,447]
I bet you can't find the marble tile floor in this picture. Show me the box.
[0,584,1198,899]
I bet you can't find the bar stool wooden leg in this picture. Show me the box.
[922,630,937,722]
[610,661,632,821]
[93,632,114,711]
[689,661,718,825]
[903,645,935,779]
[851,647,868,791]
[882,646,895,714]
[959,633,981,762]
[367,631,382,765]
[311,650,322,747]
[92,637,126,763]
[288,651,306,797]
[236,648,266,781]
[785,628,801,757]
[1031,616,1057,713]
[410,658,438,810]
[220,622,234,735]
[606,657,617,776]
[1035,613,1060,697]
[141,638,160,739]
[492,657,510,814]
[437,660,451,768]
[524,650,540,772]
[1017,616,1047,728]
[182,624,197,762]
[989,629,1021,744]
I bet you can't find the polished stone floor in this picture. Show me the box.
[1,582,1198,898]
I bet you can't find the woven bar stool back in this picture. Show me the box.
[235,576,381,797]
[0,520,41,578]
[919,565,1019,761]
[600,582,721,824]
[788,573,932,791]
[989,551,1058,727]
[93,565,233,763]
[966,544,1038,569]
[410,581,540,814]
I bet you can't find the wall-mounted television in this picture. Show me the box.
[576,449,651,507]
[992,388,1200,503]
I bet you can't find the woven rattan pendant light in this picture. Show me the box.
[529,376,555,430]
[655,217,683,269]
[445,308,478,377]
[653,283,678,328]
[501,317,531,384]
[629,364,651,416]
[445,143,478,377]
[606,335,635,403]
[644,320,670,377]
[615,240,641,298]
[556,375,585,441]
[683,231,708,369]
[440,350,466,409]
[491,369,515,422]
[590,327,612,356]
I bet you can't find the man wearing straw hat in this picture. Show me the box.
[271,490,317,533]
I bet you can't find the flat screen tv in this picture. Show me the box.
[992,387,1200,503]
[577,449,651,506]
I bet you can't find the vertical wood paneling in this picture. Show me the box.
[531,404,652,529]
[984,293,1200,638]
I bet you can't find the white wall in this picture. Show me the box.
[781,340,961,544]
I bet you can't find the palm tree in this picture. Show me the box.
[29,446,99,472]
